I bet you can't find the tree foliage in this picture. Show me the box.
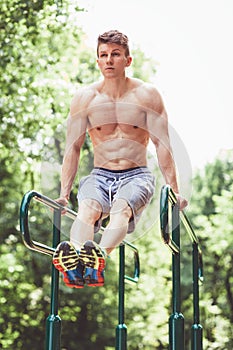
[187,151,233,349]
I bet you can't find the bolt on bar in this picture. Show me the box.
[160,185,203,350]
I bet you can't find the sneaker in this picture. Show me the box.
[79,240,106,287]
[62,262,85,288]
[53,241,84,288]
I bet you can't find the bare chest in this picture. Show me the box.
[87,95,147,130]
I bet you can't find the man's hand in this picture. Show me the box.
[55,197,69,215]
[174,193,188,211]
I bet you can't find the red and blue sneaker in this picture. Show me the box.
[79,240,106,287]
[53,241,84,288]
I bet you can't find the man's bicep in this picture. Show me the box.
[66,88,92,150]
[148,110,170,149]
[65,113,87,154]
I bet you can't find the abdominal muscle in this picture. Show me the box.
[88,124,149,170]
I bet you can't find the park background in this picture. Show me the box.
[0,0,232,349]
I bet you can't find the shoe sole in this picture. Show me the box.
[79,240,105,287]
[63,269,84,289]
[53,241,84,288]
[53,241,79,272]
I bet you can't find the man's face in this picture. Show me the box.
[97,43,132,77]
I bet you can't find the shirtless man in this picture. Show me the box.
[52,30,188,288]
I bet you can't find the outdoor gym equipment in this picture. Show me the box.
[19,185,203,349]
[160,185,203,350]
[20,190,139,350]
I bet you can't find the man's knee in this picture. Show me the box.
[110,199,132,219]
[78,199,102,223]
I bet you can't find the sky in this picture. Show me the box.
[76,0,233,171]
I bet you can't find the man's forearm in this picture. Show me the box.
[60,153,79,200]
[160,164,179,193]
[157,146,179,193]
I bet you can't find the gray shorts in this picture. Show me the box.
[77,167,155,233]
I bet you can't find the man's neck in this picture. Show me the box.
[101,76,130,100]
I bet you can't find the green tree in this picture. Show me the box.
[182,150,233,349]
[0,1,100,348]
[1,1,166,349]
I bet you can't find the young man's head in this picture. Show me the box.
[97,30,130,58]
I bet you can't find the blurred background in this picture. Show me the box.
[0,0,232,349]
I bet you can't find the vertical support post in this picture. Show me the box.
[45,209,62,350]
[169,203,185,350]
[191,243,203,350]
[116,244,127,350]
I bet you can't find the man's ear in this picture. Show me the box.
[126,56,132,67]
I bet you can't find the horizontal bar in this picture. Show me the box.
[160,185,203,281]
[20,190,140,282]
[20,190,77,256]
[160,185,180,254]
[160,185,202,245]
[35,192,139,252]
[122,241,140,283]
[34,192,77,220]
[180,211,199,244]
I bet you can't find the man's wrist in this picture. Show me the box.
[60,194,69,201]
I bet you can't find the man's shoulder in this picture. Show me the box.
[131,79,163,107]
[73,83,99,99]
[138,80,160,94]
[70,83,100,112]
[128,77,146,90]
[129,78,160,96]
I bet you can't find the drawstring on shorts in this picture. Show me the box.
[108,176,127,207]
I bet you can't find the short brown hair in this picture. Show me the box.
[97,30,130,57]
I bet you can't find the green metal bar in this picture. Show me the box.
[169,202,185,350]
[45,209,62,350]
[160,185,203,350]
[160,186,180,254]
[116,244,127,350]
[20,190,77,256]
[181,205,203,350]
[180,211,204,284]
[180,211,199,244]
[191,242,203,350]
[20,191,54,256]
[19,191,69,349]
[123,241,140,283]
[20,190,140,350]
[193,243,200,325]
[172,203,181,314]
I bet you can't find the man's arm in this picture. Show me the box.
[58,92,88,205]
[151,111,179,192]
[146,90,188,209]
[59,117,86,202]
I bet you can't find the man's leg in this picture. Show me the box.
[70,198,102,250]
[99,198,132,255]
[53,198,105,288]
